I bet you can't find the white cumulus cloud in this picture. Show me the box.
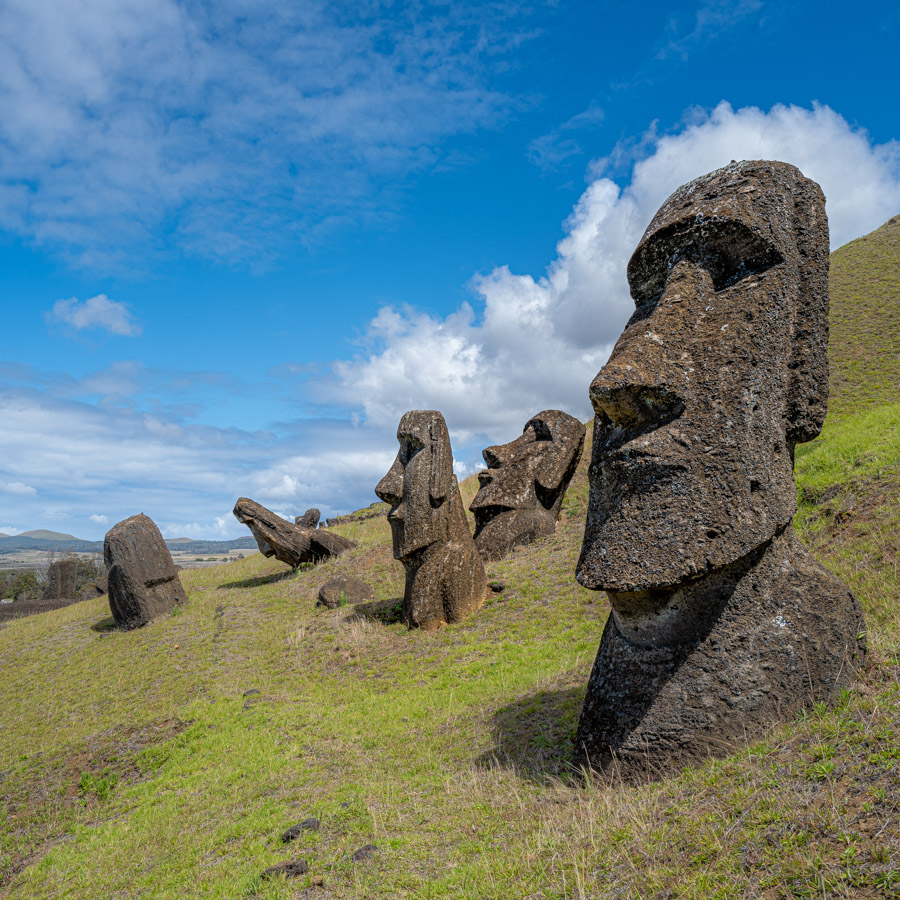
[46,294,142,336]
[327,102,900,452]
[89,514,109,525]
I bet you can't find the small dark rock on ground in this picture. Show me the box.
[350,843,378,862]
[261,859,309,879]
[282,818,320,842]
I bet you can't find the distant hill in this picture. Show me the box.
[18,529,82,541]
[828,213,900,417]
[0,532,8,538]
[0,534,257,556]
[167,537,193,543]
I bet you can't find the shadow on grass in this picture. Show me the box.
[345,598,406,626]
[219,568,301,589]
[91,616,118,632]
[476,685,585,784]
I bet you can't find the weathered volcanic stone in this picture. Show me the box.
[233,497,355,568]
[295,508,321,529]
[104,515,187,630]
[375,410,486,630]
[42,558,78,600]
[575,160,866,777]
[79,574,108,601]
[470,410,585,561]
[316,576,375,609]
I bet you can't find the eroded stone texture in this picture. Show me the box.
[375,410,486,630]
[295,508,321,529]
[316,576,374,609]
[470,410,585,561]
[575,160,866,776]
[105,514,187,630]
[233,497,355,568]
[42,558,78,600]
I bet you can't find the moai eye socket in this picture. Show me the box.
[628,217,784,310]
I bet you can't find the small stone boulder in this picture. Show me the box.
[295,508,321,529]
[316,576,375,609]
[43,558,78,600]
[104,514,187,630]
[233,497,355,568]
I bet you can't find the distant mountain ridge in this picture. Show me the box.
[0,534,257,555]
[19,529,81,541]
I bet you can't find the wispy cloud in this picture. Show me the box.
[89,514,109,525]
[0,480,37,496]
[45,295,142,336]
[657,0,765,61]
[0,0,540,268]
[527,104,605,171]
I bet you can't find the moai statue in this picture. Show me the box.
[105,514,187,629]
[233,498,354,568]
[375,410,487,630]
[575,160,866,776]
[42,557,78,600]
[469,410,585,561]
[295,508,321,529]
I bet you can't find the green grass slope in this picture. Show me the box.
[2,219,900,899]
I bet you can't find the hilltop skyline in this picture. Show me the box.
[1,0,899,539]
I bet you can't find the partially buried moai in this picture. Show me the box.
[575,160,866,776]
[105,514,187,629]
[375,410,487,630]
[469,410,585,561]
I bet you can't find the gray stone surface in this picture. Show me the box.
[105,514,187,630]
[375,410,486,630]
[470,410,584,561]
[233,498,355,568]
[42,558,78,600]
[295,508,321,529]
[575,160,866,776]
[316,576,375,609]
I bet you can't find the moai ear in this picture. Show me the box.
[428,413,453,503]
[785,176,830,446]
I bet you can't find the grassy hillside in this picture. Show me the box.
[1,219,899,899]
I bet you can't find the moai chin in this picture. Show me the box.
[469,410,585,561]
[375,410,487,630]
[575,160,866,777]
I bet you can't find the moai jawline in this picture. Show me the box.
[375,410,486,630]
[469,410,585,561]
[575,160,866,777]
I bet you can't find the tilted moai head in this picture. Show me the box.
[470,410,585,560]
[574,160,865,775]
[375,410,486,629]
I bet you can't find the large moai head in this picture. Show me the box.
[577,160,830,594]
[573,162,865,776]
[375,410,455,560]
[470,410,585,560]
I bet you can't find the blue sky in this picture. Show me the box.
[1,0,899,539]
